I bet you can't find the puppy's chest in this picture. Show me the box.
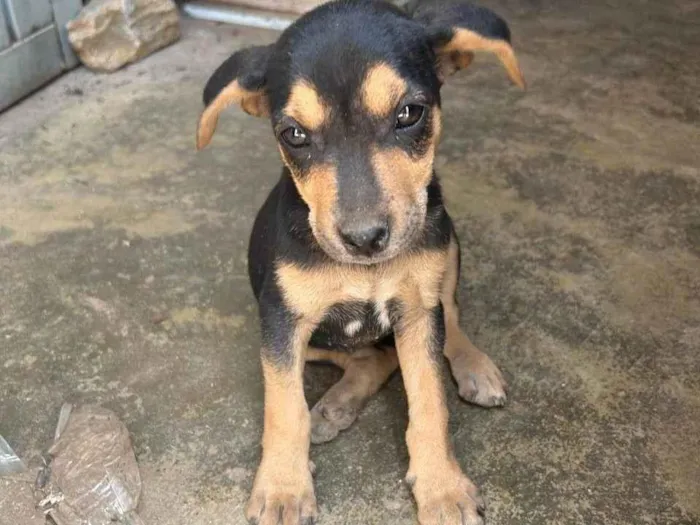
[276,262,407,317]
[275,252,446,331]
[277,262,406,350]
[309,300,393,350]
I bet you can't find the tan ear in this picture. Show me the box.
[412,1,526,89]
[196,44,273,150]
[438,49,474,79]
[196,81,268,150]
[440,28,525,88]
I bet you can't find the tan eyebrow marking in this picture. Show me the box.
[284,79,330,131]
[361,62,408,117]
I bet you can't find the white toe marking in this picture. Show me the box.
[344,320,363,337]
[375,302,391,330]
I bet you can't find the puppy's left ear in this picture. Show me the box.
[412,1,525,88]
[197,44,273,150]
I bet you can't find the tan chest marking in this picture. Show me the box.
[275,250,447,321]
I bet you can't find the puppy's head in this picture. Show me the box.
[198,0,524,264]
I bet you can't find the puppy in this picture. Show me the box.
[197,1,524,523]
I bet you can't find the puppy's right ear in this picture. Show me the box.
[197,44,273,150]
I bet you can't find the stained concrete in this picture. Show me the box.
[1,2,699,524]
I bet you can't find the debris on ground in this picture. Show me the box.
[39,404,144,525]
[0,434,26,476]
[67,0,180,72]
[0,473,45,525]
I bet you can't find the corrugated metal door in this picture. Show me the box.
[0,0,82,111]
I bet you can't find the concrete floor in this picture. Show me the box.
[1,1,699,524]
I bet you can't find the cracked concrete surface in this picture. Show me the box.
[1,2,699,524]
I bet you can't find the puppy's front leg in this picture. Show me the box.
[246,294,317,525]
[394,301,485,525]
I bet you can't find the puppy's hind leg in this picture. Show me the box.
[442,236,508,407]
[306,346,398,444]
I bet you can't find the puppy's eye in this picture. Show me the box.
[281,126,309,148]
[396,104,425,129]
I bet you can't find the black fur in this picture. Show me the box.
[309,301,392,350]
[258,281,296,365]
[412,0,512,45]
[429,302,447,358]
[204,0,517,361]
[203,45,273,105]
[199,4,521,522]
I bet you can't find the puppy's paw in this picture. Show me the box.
[310,394,360,444]
[447,347,507,408]
[246,461,317,525]
[409,466,485,525]
[309,350,392,444]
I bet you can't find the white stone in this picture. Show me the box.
[67,0,180,72]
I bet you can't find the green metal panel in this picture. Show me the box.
[0,4,12,50]
[51,0,81,67]
[3,0,53,40]
[0,0,82,111]
[0,25,64,111]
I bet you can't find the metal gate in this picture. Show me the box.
[0,0,82,111]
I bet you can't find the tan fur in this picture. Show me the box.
[284,79,330,131]
[370,108,442,235]
[271,237,490,522]
[259,355,310,461]
[441,236,461,321]
[372,107,441,192]
[246,325,318,523]
[306,346,353,368]
[441,235,508,407]
[289,163,339,247]
[440,28,526,89]
[438,50,475,79]
[393,247,485,524]
[307,346,399,444]
[196,80,268,150]
[275,248,447,320]
[441,237,479,370]
[442,237,471,362]
[396,309,451,466]
[306,346,398,390]
[361,62,408,117]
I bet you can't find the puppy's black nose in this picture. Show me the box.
[339,222,390,256]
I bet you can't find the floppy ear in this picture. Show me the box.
[411,1,525,88]
[197,44,273,150]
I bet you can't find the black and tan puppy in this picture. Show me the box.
[197,1,524,523]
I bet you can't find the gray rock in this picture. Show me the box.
[67,0,180,72]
